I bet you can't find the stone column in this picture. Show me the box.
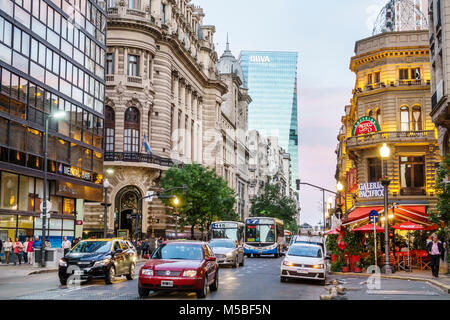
[186,115,192,163]
[198,100,203,163]
[114,47,119,75]
[123,48,128,76]
[172,76,179,154]
[179,80,186,156]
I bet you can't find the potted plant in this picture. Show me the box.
[341,264,350,273]
[354,261,362,273]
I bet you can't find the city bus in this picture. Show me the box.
[244,217,284,258]
[210,221,245,244]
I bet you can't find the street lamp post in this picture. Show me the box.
[41,111,67,267]
[380,143,394,274]
[103,178,110,238]
[173,197,180,238]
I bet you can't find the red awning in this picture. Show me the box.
[345,205,433,226]
[346,207,384,224]
[352,223,384,233]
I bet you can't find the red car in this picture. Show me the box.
[138,241,219,298]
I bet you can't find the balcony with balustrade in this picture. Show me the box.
[346,130,436,150]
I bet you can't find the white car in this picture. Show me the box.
[280,243,328,285]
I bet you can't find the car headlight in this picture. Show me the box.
[93,258,111,268]
[283,260,295,267]
[225,252,233,257]
[313,264,324,269]
[141,269,154,276]
[59,258,67,267]
[182,270,197,277]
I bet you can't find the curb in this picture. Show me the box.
[28,269,58,275]
[330,272,450,294]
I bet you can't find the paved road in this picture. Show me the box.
[6,256,450,300]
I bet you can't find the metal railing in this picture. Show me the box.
[104,152,182,168]
[347,130,435,148]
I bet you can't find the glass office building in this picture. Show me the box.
[239,51,299,188]
[0,0,106,250]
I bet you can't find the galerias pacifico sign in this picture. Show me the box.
[352,116,381,136]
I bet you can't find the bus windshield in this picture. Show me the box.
[211,228,238,241]
[245,224,275,243]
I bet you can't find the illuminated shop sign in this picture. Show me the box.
[352,116,381,136]
[358,182,384,198]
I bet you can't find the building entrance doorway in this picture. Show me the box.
[114,186,142,239]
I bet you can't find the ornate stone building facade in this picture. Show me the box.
[216,40,251,220]
[335,30,440,228]
[83,0,227,238]
[429,0,450,157]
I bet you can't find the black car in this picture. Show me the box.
[58,239,137,285]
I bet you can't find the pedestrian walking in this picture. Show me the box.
[157,237,163,247]
[13,238,23,265]
[140,239,147,258]
[33,236,41,249]
[45,238,51,248]
[426,234,445,278]
[136,239,142,257]
[71,237,78,248]
[27,237,33,264]
[22,237,29,263]
[3,238,12,265]
[61,236,71,256]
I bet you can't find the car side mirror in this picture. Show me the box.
[207,256,216,262]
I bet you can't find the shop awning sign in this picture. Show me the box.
[352,116,380,136]
[359,182,384,198]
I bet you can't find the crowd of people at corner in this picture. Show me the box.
[0,235,169,266]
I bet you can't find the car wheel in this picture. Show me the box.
[138,287,149,298]
[59,278,67,285]
[280,276,288,283]
[105,265,115,285]
[126,263,135,280]
[196,275,208,299]
[210,270,219,292]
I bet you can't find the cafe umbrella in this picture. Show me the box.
[391,221,425,272]
[352,223,384,266]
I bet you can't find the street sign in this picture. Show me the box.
[145,191,154,202]
[369,210,379,223]
[75,220,83,225]
[39,200,52,212]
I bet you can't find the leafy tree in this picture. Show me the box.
[430,155,450,248]
[160,164,237,239]
[250,183,298,231]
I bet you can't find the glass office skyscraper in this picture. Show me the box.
[239,51,299,188]
[0,0,106,247]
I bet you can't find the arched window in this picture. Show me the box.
[375,108,382,128]
[105,106,115,152]
[124,107,140,153]
[411,105,422,131]
[400,106,410,131]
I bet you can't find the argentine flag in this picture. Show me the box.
[143,134,153,155]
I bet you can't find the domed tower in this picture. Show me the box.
[217,36,252,220]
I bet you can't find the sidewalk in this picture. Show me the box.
[330,270,450,293]
[0,259,147,279]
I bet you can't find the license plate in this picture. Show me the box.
[161,280,173,287]
[297,268,308,274]
[74,270,84,276]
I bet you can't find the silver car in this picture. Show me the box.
[209,239,244,268]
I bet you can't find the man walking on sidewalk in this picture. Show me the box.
[3,238,12,265]
[61,237,71,256]
[427,234,445,278]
